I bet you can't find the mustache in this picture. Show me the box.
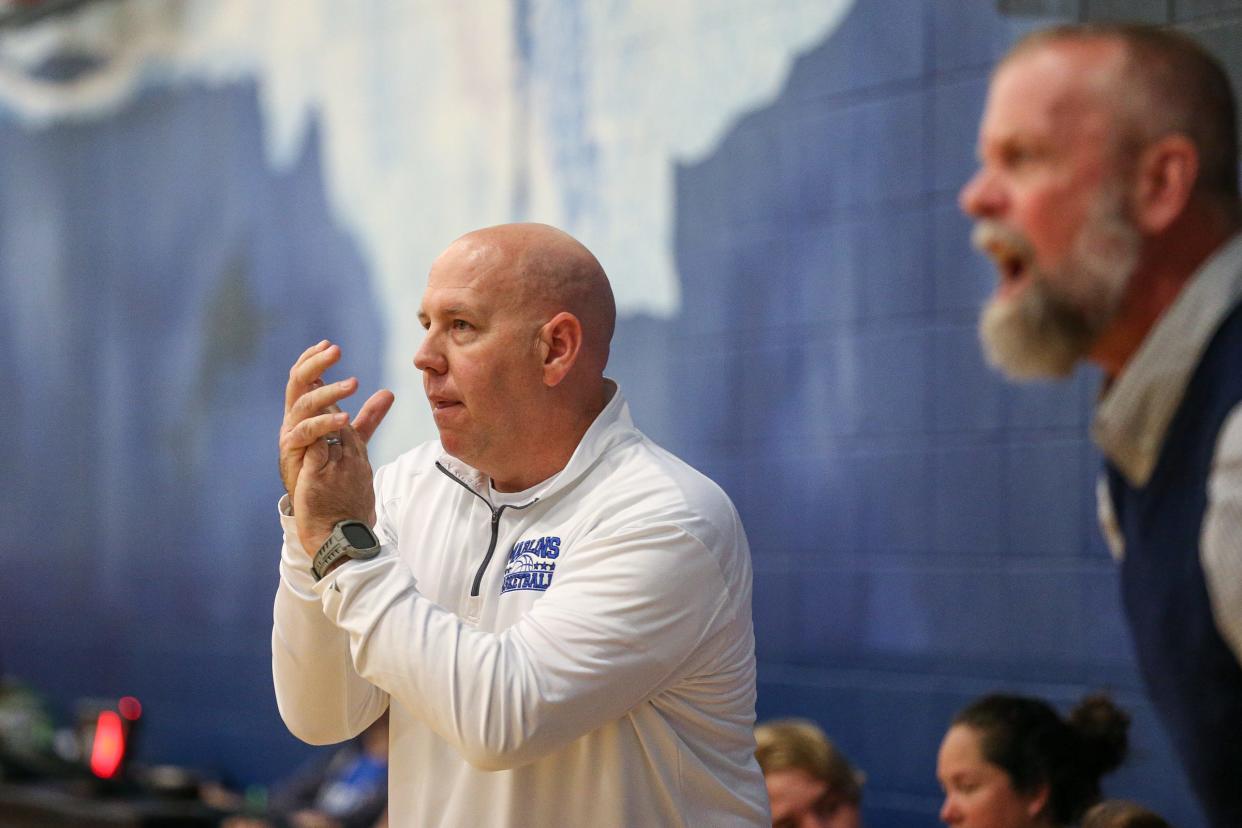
[971,220,1034,262]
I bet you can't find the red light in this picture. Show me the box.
[90,710,126,779]
[118,696,142,721]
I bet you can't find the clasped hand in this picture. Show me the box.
[279,340,395,555]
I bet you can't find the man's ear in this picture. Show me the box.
[1131,133,1199,235]
[537,312,583,387]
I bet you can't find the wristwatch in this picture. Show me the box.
[312,520,381,580]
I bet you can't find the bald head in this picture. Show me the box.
[416,223,617,488]
[445,223,616,373]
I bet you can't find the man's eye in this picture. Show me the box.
[1002,146,1036,167]
[451,319,471,331]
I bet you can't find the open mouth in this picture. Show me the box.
[996,250,1029,299]
[973,222,1034,301]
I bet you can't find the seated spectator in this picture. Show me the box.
[206,711,388,828]
[937,694,1129,828]
[755,718,864,828]
[1082,800,1172,828]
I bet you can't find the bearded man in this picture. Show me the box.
[961,23,1242,828]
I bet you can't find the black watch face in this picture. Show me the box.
[342,522,377,549]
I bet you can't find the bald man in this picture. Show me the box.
[272,224,769,826]
[961,24,1242,826]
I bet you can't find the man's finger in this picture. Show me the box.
[294,339,330,367]
[284,342,342,411]
[287,378,358,426]
[286,411,351,450]
[353,390,396,444]
[287,341,332,390]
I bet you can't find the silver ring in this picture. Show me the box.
[324,435,343,446]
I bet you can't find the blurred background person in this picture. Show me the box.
[755,718,863,828]
[205,712,388,828]
[937,694,1129,828]
[1082,800,1173,828]
[959,23,1242,826]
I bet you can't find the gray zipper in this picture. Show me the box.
[435,462,539,597]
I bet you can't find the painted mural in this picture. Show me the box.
[0,0,854,458]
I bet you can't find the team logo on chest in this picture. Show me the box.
[500,535,561,594]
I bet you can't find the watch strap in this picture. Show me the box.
[312,520,380,581]
[312,536,351,581]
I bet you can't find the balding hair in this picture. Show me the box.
[454,223,617,372]
[1005,23,1239,206]
[512,232,616,367]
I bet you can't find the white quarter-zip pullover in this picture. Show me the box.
[273,383,769,826]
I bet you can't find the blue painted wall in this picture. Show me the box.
[1,83,384,781]
[4,2,1242,826]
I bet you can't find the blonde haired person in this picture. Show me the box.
[755,719,863,828]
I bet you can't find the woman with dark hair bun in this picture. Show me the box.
[935,693,1130,827]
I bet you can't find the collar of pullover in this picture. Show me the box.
[435,378,640,503]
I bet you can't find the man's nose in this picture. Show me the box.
[959,166,1006,219]
[414,333,446,374]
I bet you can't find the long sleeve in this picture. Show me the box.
[1203,403,1242,667]
[271,495,388,745]
[314,519,737,771]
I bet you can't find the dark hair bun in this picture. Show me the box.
[1069,694,1130,778]
[951,691,1131,825]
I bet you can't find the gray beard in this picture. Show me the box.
[980,282,1097,379]
[976,195,1140,381]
